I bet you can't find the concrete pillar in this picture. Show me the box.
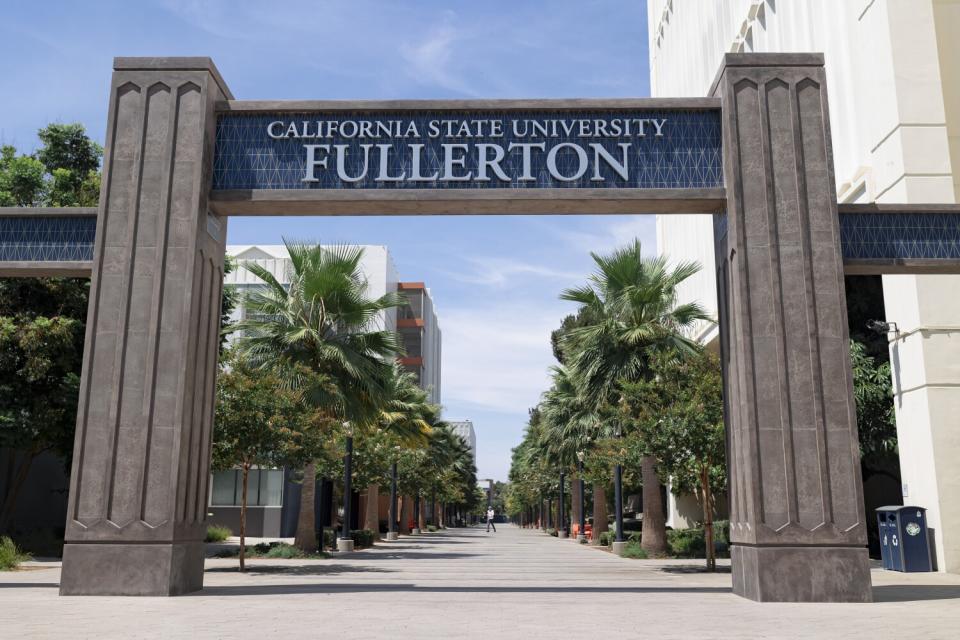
[713,53,872,602]
[883,276,960,572]
[59,58,231,596]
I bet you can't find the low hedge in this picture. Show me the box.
[350,529,376,548]
[546,528,558,537]
[666,520,730,559]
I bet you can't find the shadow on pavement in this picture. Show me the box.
[195,584,733,596]
[873,585,960,602]
[350,551,479,561]
[659,565,732,574]
[206,564,394,576]
[0,583,59,589]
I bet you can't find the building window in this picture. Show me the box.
[210,469,284,506]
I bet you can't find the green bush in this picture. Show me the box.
[0,536,31,570]
[350,529,376,548]
[664,522,731,559]
[627,531,642,544]
[547,528,558,537]
[322,529,337,550]
[621,541,648,559]
[427,525,438,532]
[265,543,303,559]
[204,525,232,543]
[598,531,614,546]
[667,527,706,558]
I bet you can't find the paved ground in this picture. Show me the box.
[3,524,960,639]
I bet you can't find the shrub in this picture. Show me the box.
[253,541,274,555]
[322,529,337,550]
[265,543,303,559]
[547,528,558,537]
[0,537,31,570]
[427,525,438,532]
[350,529,376,548]
[621,541,648,559]
[667,527,706,558]
[204,525,232,543]
[598,531,614,546]
[627,531,642,544]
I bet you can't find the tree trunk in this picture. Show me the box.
[0,449,37,532]
[570,472,581,536]
[591,482,608,544]
[418,496,426,530]
[399,495,412,534]
[294,462,317,552]
[239,464,249,572]
[641,456,668,556]
[701,466,716,572]
[364,483,380,539]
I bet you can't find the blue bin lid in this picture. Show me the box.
[876,505,926,513]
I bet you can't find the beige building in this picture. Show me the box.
[649,0,960,573]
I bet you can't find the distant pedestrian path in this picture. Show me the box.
[3,525,960,638]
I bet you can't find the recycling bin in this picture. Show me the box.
[875,506,933,572]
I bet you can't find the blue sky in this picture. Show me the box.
[1,0,655,482]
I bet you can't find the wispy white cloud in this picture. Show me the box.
[444,256,582,288]
[545,216,659,257]
[398,14,479,97]
[440,301,567,415]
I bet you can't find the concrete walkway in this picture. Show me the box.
[2,524,960,639]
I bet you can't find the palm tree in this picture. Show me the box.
[363,365,433,538]
[559,239,707,555]
[539,366,603,539]
[235,240,404,552]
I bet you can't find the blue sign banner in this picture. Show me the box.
[212,110,722,191]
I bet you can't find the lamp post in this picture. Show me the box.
[412,494,421,534]
[612,425,626,556]
[387,458,399,541]
[558,471,567,539]
[338,423,355,553]
[576,451,586,542]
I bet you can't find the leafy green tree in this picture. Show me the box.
[37,124,103,206]
[0,279,89,531]
[234,240,404,551]
[558,240,707,555]
[621,348,725,570]
[213,356,328,570]
[0,124,103,537]
[850,340,897,469]
[0,124,102,207]
[0,146,45,206]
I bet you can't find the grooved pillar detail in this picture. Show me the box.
[713,53,872,603]
[60,58,231,596]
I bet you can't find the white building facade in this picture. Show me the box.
[649,0,960,573]
[448,419,477,467]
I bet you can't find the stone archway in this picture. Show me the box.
[4,53,960,601]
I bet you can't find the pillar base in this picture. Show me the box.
[411,528,421,535]
[611,541,627,556]
[731,545,872,602]
[557,530,568,539]
[60,542,204,596]
[336,538,355,553]
[386,532,399,541]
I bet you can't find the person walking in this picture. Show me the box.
[486,507,497,533]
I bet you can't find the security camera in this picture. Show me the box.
[866,320,898,334]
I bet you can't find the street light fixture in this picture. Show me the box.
[387,447,400,541]
[338,422,355,553]
[612,423,626,556]
[576,450,586,543]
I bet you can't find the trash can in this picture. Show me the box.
[875,506,933,572]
